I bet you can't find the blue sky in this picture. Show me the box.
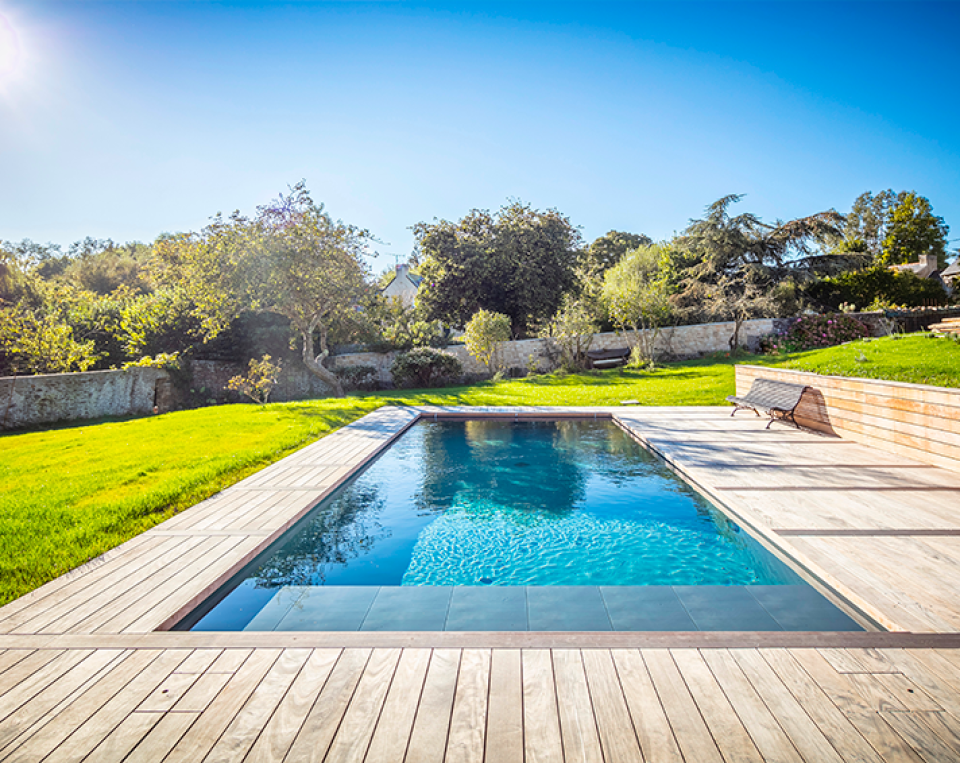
[1,1,957,270]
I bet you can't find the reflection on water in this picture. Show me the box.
[225,420,801,592]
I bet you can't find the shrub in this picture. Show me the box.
[336,364,379,391]
[390,348,462,388]
[226,354,283,404]
[463,309,511,373]
[805,266,948,311]
[759,314,870,354]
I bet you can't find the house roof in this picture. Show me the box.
[942,261,960,278]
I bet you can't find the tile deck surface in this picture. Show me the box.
[3,405,960,761]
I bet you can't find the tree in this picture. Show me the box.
[843,190,898,258]
[539,294,599,371]
[880,192,949,268]
[155,183,371,396]
[601,244,673,367]
[581,230,652,275]
[414,201,581,334]
[463,309,512,374]
[672,195,843,348]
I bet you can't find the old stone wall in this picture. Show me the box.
[0,367,169,431]
[332,317,782,384]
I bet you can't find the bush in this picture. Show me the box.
[805,266,948,311]
[226,354,283,404]
[759,314,870,354]
[464,309,511,373]
[336,364,379,391]
[390,348,462,389]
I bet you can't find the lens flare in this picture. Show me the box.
[0,13,21,77]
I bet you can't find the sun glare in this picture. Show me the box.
[0,13,22,77]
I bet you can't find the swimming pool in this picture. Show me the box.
[178,419,862,631]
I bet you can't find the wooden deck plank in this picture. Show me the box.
[124,711,200,763]
[788,649,926,763]
[642,649,724,763]
[162,648,282,763]
[552,649,604,763]
[81,709,163,763]
[731,647,848,763]
[203,647,313,763]
[325,647,403,763]
[363,648,431,763]
[610,649,683,763]
[669,649,764,763]
[2,649,169,763]
[0,648,126,752]
[522,649,564,763]
[700,648,806,763]
[244,648,341,763]
[581,648,644,763]
[878,711,960,763]
[0,649,91,723]
[406,648,461,763]
[283,648,372,763]
[443,648,491,763]
[484,648,524,763]
[38,649,190,763]
[759,649,885,763]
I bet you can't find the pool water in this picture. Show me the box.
[181,420,862,631]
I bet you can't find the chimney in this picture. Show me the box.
[919,254,937,278]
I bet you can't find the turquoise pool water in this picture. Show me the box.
[175,419,861,632]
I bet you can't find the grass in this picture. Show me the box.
[0,357,738,604]
[758,333,960,388]
[2,334,956,605]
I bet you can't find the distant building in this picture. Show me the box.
[381,263,422,307]
[940,259,960,295]
[891,253,940,280]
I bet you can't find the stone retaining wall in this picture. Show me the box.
[0,368,169,431]
[332,318,781,383]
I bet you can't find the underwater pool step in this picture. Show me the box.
[191,585,864,633]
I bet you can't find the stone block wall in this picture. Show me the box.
[0,368,168,431]
[332,317,780,384]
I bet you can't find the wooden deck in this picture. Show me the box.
[3,405,960,761]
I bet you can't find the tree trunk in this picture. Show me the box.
[300,326,344,397]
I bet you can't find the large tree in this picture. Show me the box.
[673,195,843,348]
[413,201,581,334]
[154,184,371,396]
[880,191,949,268]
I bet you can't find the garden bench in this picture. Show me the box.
[587,348,631,369]
[726,378,810,429]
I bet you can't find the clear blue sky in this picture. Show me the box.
[1,1,958,270]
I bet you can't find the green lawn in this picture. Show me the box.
[1,334,957,606]
[758,333,960,388]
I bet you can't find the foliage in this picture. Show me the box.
[880,192,949,268]
[364,295,445,351]
[121,352,181,370]
[154,183,371,396]
[336,364,379,392]
[580,230,652,276]
[759,314,870,354]
[390,347,462,388]
[463,309,512,373]
[226,354,283,404]
[414,201,581,334]
[842,189,898,259]
[601,244,673,367]
[539,295,599,371]
[805,266,948,311]
[671,195,843,348]
[0,305,99,375]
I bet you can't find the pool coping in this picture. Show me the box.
[155,405,914,639]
